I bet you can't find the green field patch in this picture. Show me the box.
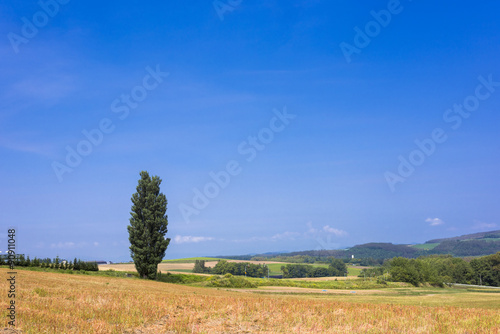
[347,266,363,276]
[264,263,304,276]
[466,288,500,293]
[411,243,439,250]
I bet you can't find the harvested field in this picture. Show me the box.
[1,268,499,333]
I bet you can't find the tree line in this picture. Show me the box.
[193,258,348,279]
[281,258,347,278]
[363,252,500,287]
[193,260,269,278]
[0,255,99,271]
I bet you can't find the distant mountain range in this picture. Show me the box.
[221,230,500,261]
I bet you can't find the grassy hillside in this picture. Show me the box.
[429,239,500,256]
[426,230,500,244]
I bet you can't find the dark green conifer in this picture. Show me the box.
[128,171,170,279]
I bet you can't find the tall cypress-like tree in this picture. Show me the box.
[128,171,171,279]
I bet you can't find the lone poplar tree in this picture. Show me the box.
[128,171,170,279]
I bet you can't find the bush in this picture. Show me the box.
[157,272,207,284]
[205,275,257,288]
[388,257,423,286]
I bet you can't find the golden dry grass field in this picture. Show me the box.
[1,268,500,333]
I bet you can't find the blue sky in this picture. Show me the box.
[1,0,499,262]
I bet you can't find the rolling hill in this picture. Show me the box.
[221,230,500,261]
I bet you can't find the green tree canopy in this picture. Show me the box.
[127,171,170,279]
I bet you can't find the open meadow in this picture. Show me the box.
[1,268,499,333]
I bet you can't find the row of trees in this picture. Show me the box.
[386,253,500,286]
[0,255,99,271]
[193,258,349,279]
[250,255,384,266]
[193,260,269,278]
[281,258,347,278]
[469,252,500,286]
[213,260,268,277]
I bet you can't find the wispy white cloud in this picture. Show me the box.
[270,231,301,241]
[322,225,348,236]
[0,137,56,158]
[232,231,301,243]
[232,222,348,244]
[426,218,444,226]
[8,74,77,102]
[306,221,317,234]
[48,241,100,249]
[50,242,75,249]
[472,220,497,230]
[173,235,215,244]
